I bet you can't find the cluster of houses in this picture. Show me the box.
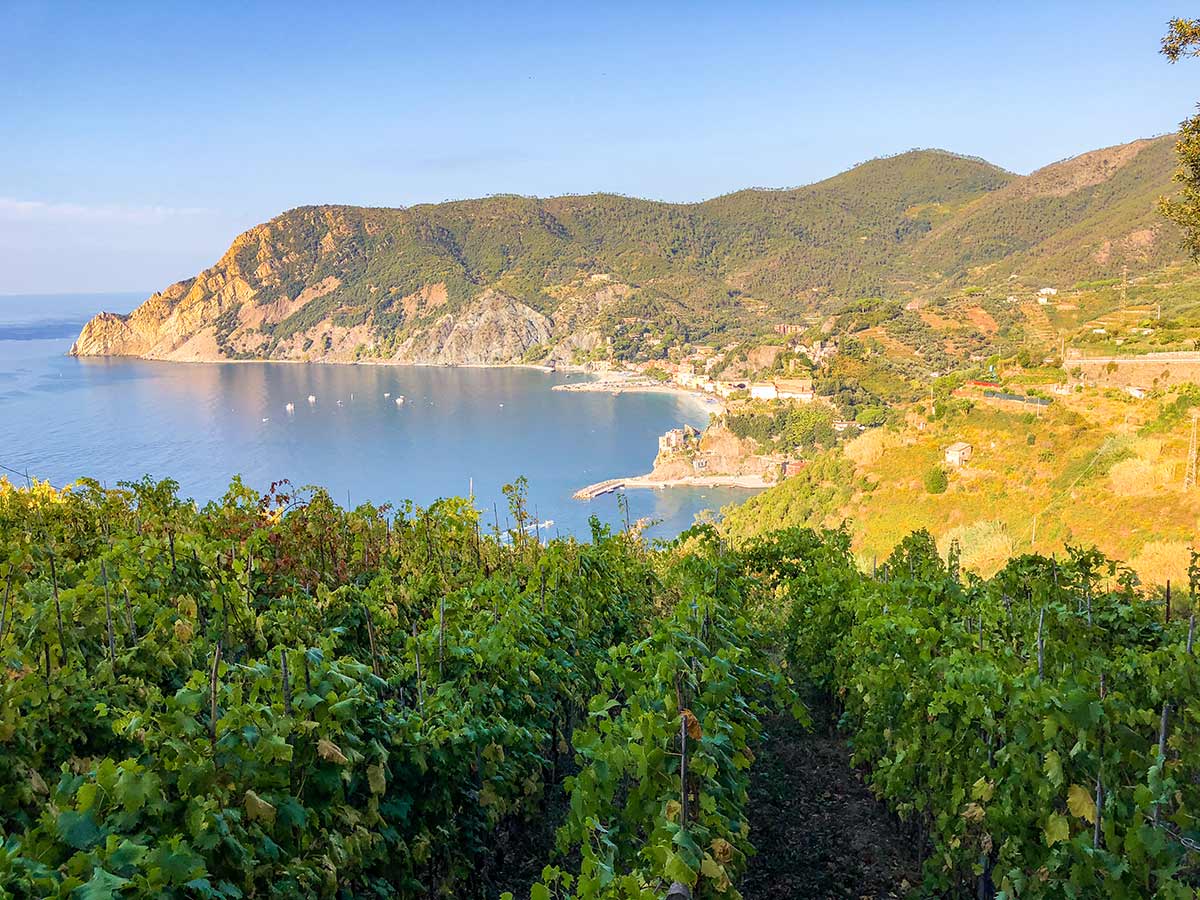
[1003,287,1060,305]
[658,424,701,455]
[656,422,811,482]
[635,357,819,403]
[633,334,840,403]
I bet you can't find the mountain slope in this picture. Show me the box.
[71,137,1188,367]
[909,134,1181,285]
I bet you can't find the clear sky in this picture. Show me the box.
[2,0,1198,295]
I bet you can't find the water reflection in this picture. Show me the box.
[2,342,756,539]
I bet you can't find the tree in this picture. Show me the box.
[1160,18,1200,255]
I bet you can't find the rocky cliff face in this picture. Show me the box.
[70,206,622,367]
[392,290,552,365]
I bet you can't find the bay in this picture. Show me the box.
[0,294,753,539]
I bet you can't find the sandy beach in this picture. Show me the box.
[552,373,725,415]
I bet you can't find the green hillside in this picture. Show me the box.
[910,135,1182,286]
[71,135,1192,367]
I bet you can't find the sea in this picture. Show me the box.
[0,293,755,540]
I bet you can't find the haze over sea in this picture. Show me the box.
[0,294,748,539]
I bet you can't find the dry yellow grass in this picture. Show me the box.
[1130,540,1194,589]
[938,520,1016,578]
[844,428,896,467]
[1109,458,1160,495]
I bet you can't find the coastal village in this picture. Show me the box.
[568,277,1200,513]
[568,333,852,498]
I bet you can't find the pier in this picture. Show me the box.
[572,478,626,500]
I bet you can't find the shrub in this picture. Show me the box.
[924,466,948,494]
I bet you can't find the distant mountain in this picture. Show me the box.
[71,135,1186,367]
[909,135,1181,285]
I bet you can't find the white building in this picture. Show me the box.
[750,383,778,401]
[945,441,973,467]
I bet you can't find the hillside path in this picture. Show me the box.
[741,713,920,899]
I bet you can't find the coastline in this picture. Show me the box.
[552,373,726,415]
[69,348,724,414]
[574,472,770,500]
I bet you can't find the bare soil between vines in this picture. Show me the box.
[741,712,921,899]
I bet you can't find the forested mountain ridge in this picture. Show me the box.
[70,135,1183,367]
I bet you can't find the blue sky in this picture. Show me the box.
[2,0,1197,294]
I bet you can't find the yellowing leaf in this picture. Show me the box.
[665,799,682,822]
[682,708,702,740]
[962,802,986,823]
[971,777,994,802]
[710,837,734,863]
[244,790,276,825]
[1043,750,1063,786]
[317,738,348,765]
[173,618,194,642]
[479,782,500,808]
[1066,784,1096,824]
[367,763,386,795]
[1044,813,1070,846]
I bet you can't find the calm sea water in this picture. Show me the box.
[0,294,753,539]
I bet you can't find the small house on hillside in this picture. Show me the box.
[775,378,814,401]
[945,441,973,467]
[750,383,778,401]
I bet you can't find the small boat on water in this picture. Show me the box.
[261,417,269,423]
[384,392,391,398]
[307,395,316,404]
[395,396,405,406]
[285,402,295,413]
[336,400,344,407]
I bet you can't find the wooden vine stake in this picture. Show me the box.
[1153,699,1171,828]
[0,565,13,643]
[675,675,689,829]
[438,593,446,676]
[47,548,67,658]
[413,622,425,712]
[364,607,381,680]
[1036,606,1046,678]
[100,559,117,672]
[1094,672,1105,849]
[280,647,293,716]
[124,588,138,642]
[208,642,222,755]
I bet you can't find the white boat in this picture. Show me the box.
[261,417,269,423]
[285,402,295,413]
[336,400,344,407]
[395,396,404,406]
[384,392,391,398]
[307,395,316,404]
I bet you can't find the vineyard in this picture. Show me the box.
[0,476,1197,898]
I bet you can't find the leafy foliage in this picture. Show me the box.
[746,529,1200,898]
